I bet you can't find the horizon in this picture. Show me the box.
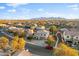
[0,3,79,20]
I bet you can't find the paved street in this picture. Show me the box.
[26,43,52,56]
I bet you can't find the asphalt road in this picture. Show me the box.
[26,43,52,56]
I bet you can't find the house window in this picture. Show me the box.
[44,34,46,36]
[76,37,78,39]
[67,36,69,38]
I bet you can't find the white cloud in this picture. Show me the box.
[0,6,5,9]
[68,4,79,11]
[6,3,28,8]
[8,9,16,13]
[38,8,44,11]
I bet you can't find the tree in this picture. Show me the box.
[47,35,56,42]
[45,35,56,50]
[11,37,19,51]
[18,38,26,50]
[49,25,58,35]
[11,36,26,51]
[1,36,9,44]
[0,36,9,49]
[13,35,19,42]
[45,39,53,46]
[0,36,10,53]
[11,35,19,51]
[53,43,79,56]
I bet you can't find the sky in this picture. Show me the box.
[0,3,79,19]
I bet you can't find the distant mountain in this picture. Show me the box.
[31,17,66,20]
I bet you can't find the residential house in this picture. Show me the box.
[0,24,7,28]
[8,27,24,34]
[33,30,49,40]
[35,26,45,31]
[62,28,79,45]
[25,29,34,37]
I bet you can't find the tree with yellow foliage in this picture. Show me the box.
[0,36,9,49]
[13,32,19,41]
[11,36,19,51]
[53,43,79,56]
[18,38,26,50]
[11,40,18,51]
[13,35,19,42]
[1,36,9,44]
[11,35,26,51]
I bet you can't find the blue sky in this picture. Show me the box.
[0,3,79,19]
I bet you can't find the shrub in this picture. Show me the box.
[53,43,79,56]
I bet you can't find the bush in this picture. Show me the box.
[53,43,79,56]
